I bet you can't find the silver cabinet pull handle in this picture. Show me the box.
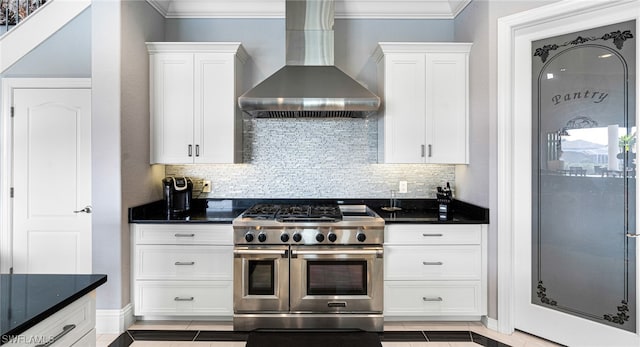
[423,261,443,265]
[422,233,443,237]
[174,297,194,301]
[73,206,92,214]
[35,324,76,347]
[422,297,443,302]
[626,233,640,238]
[188,144,193,157]
[428,144,432,157]
[175,261,195,265]
[195,144,200,157]
[421,144,426,157]
[174,233,195,237]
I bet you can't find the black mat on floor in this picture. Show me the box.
[245,330,382,347]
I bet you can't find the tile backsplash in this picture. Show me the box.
[165,117,455,198]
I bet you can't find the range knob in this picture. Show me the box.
[280,233,290,243]
[356,233,366,242]
[244,232,255,242]
[316,233,325,242]
[327,233,337,242]
[258,233,267,243]
[292,233,302,242]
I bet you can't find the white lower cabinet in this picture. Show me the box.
[131,224,233,317]
[9,292,96,347]
[385,281,481,316]
[384,224,487,319]
[135,281,232,316]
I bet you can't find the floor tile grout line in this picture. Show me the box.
[109,329,515,346]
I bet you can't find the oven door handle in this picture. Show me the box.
[233,249,289,256]
[291,249,383,256]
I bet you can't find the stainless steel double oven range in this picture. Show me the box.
[232,203,385,332]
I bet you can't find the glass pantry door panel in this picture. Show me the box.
[532,20,636,332]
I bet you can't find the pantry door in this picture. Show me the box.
[505,3,640,346]
[7,79,92,274]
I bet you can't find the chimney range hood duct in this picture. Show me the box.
[238,0,380,118]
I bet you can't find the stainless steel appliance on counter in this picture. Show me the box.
[232,203,385,331]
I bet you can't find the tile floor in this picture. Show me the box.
[95,321,562,347]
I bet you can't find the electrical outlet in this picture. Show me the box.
[202,180,212,193]
[399,181,408,194]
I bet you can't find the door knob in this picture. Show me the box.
[626,233,639,238]
[73,206,92,214]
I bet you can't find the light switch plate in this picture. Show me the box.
[399,181,408,193]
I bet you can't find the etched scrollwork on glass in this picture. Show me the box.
[534,29,634,63]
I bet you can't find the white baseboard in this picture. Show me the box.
[482,316,498,331]
[96,303,134,334]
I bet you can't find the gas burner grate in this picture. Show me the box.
[241,204,343,222]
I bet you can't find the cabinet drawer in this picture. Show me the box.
[385,245,480,281]
[134,281,232,316]
[135,245,232,280]
[7,293,95,347]
[385,224,481,245]
[133,224,232,245]
[384,281,482,316]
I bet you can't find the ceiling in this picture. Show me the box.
[146,0,472,19]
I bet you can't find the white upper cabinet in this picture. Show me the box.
[147,42,247,164]
[374,43,471,164]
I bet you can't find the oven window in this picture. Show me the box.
[248,260,275,295]
[307,261,367,295]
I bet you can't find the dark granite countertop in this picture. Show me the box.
[129,198,488,224]
[1,274,107,345]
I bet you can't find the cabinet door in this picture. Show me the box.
[150,53,195,164]
[426,53,468,164]
[194,53,236,163]
[382,53,426,163]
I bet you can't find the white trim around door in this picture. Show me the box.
[497,0,640,338]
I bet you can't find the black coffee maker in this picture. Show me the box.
[163,176,193,215]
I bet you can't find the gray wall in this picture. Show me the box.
[119,1,165,308]
[92,0,164,310]
[164,18,459,199]
[454,0,561,320]
[3,8,91,77]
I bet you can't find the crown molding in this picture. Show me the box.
[145,0,472,19]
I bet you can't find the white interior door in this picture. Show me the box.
[11,86,92,274]
[511,6,640,347]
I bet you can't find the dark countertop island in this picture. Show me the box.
[129,198,488,224]
[0,274,107,345]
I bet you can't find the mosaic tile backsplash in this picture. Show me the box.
[165,117,455,198]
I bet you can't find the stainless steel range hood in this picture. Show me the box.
[238,0,380,118]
